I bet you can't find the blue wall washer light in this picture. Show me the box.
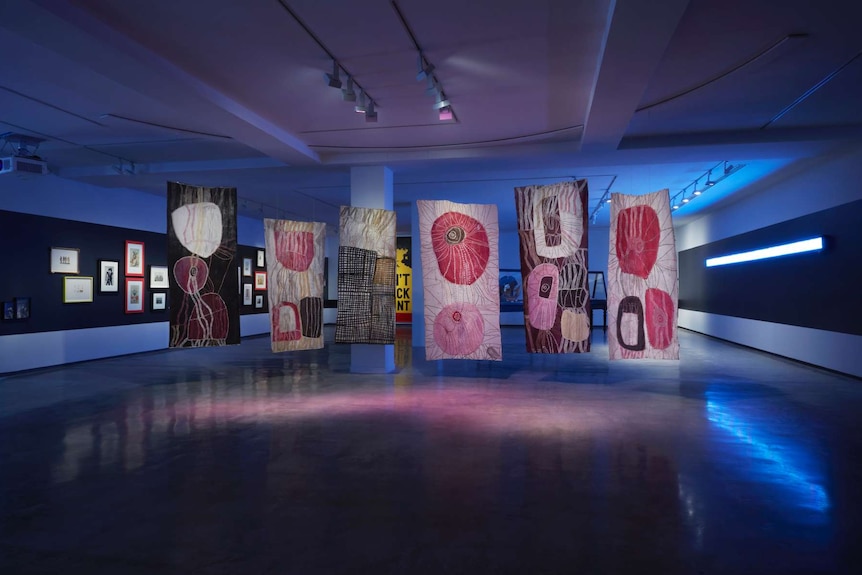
[705,237,824,267]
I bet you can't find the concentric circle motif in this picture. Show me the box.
[431,212,490,285]
[173,256,209,294]
[433,303,484,356]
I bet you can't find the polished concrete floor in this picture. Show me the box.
[1,326,861,574]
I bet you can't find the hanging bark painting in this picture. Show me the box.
[335,206,396,344]
[264,219,325,352]
[167,182,239,347]
[515,180,590,353]
[608,189,679,359]
[418,200,501,361]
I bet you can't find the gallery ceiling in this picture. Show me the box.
[1,0,860,231]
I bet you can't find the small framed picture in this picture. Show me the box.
[243,283,253,306]
[2,301,15,320]
[255,294,264,309]
[149,265,169,289]
[63,277,93,304]
[99,260,119,293]
[125,240,145,276]
[125,278,144,313]
[151,291,167,311]
[254,271,267,291]
[51,247,80,274]
[256,249,265,268]
[243,257,253,277]
[14,297,31,319]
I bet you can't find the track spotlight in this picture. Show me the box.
[325,61,342,89]
[365,100,377,122]
[704,170,716,187]
[354,92,367,114]
[342,77,356,101]
[438,106,453,121]
[416,54,435,82]
[433,91,451,110]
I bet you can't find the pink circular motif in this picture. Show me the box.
[275,230,314,271]
[433,303,484,356]
[173,256,209,294]
[431,212,490,285]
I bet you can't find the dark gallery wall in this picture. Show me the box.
[679,199,862,336]
[675,144,862,377]
[0,175,270,373]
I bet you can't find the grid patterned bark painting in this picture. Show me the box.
[335,206,396,344]
[418,200,501,361]
[167,182,239,347]
[608,189,679,359]
[515,179,590,353]
[264,219,325,352]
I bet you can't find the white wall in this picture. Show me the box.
[0,175,269,374]
[675,144,862,377]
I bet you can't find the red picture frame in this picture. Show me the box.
[125,278,145,314]
[125,240,145,276]
[254,271,267,291]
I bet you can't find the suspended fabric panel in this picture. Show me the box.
[418,200,501,361]
[264,219,326,352]
[608,189,679,359]
[335,206,396,344]
[167,182,239,347]
[515,180,591,353]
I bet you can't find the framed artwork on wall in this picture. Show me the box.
[243,257,253,277]
[151,292,167,311]
[255,294,264,309]
[125,240,145,276]
[50,247,80,274]
[125,278,144,313]
[98,260,119,293]
[243,283,253,306]
[63,277,93,304]
[256,249,265,268]
[3,301,15,320]
[149,265,169,289]
[14,297,31,319]
[254,271,267,291]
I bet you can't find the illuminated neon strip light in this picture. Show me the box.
[705,237,823,267]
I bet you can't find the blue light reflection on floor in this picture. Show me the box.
[705,395,829,513]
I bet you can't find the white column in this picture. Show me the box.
[348,166,395,373]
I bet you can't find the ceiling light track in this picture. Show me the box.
[637,34,808,113]
[275,0,379,122]
[0,85,104,127]
[589,175,617,224]
[761,49,862,129]
[391,1,457,122]
[0,119,136,167]
[669,161,745,212]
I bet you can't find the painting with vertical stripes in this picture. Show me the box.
[515,179,590,353]
[167,181,239,347]
[418,200,501,360]
[335,206,396,344]
[608,189,679,359]
[264,219,326,352]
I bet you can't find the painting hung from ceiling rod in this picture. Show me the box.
[418,199,501,361]
[515,179,591,353]
[264,218,326,352]
[335,206,396,344]
[167,182,240,347]
[607,189,679,360]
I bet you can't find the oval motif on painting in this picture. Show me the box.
[188,293,229,341]
[527,263,559,331]
[433,302,485,356]
[171,202,223,258]
[615,205,660,279]
[645,288,675,349]
[430,212,490,285]
[275,230,315,272]
[173,256,209,294]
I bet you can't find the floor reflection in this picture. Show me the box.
[1,327,860,574]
